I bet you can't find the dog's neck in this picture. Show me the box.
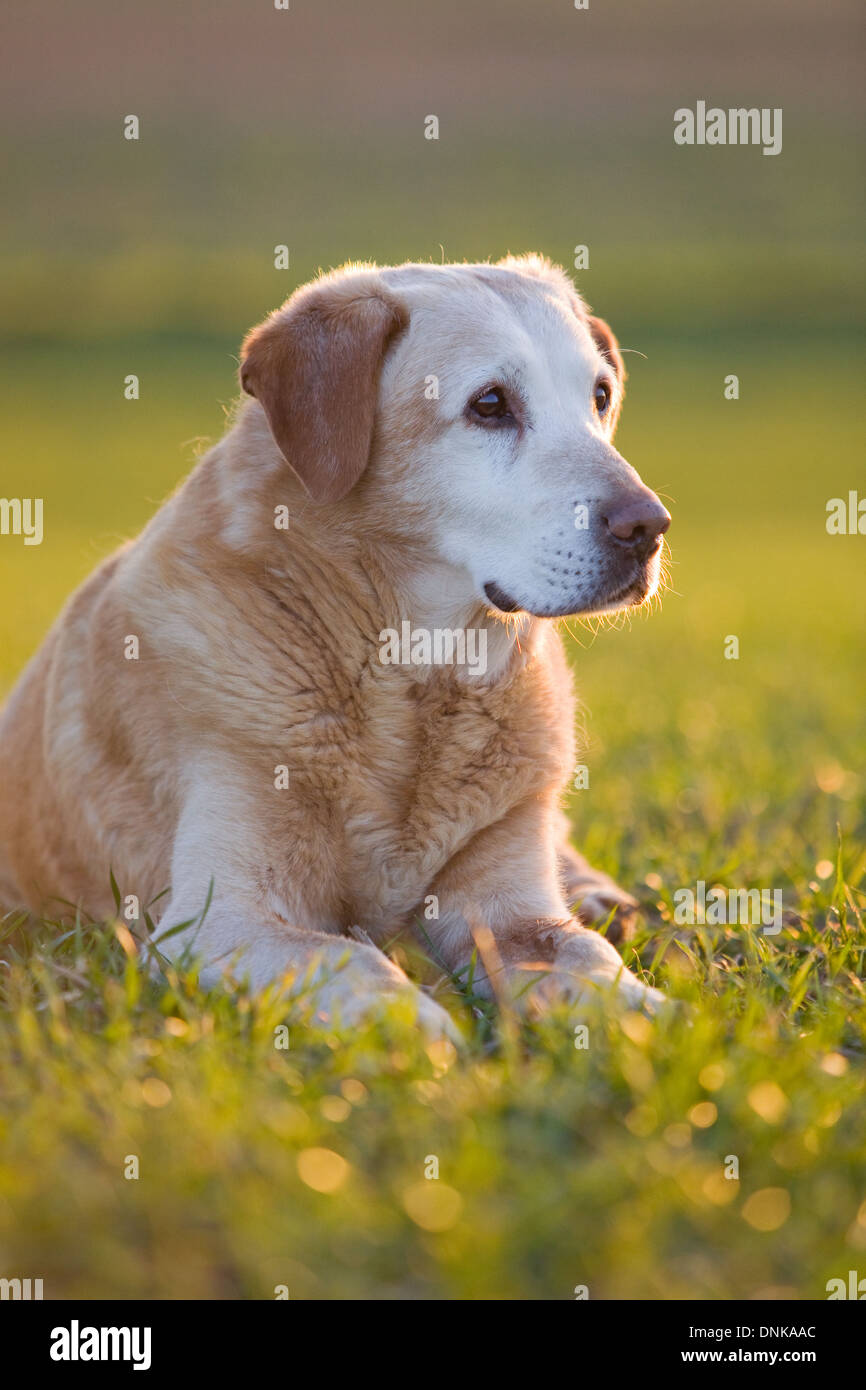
[383,557,543,685]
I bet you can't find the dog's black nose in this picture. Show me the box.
[603,493,671,552]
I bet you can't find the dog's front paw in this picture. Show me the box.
[511,921,665,1019]
[527,962,667,1019]
[307,945,461,1044]
[411,990,463,1045]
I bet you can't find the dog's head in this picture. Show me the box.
[240,256,669,619]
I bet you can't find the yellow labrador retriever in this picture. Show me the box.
[0,256,670,1032]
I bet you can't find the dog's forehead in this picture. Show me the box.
[382,262,595,369]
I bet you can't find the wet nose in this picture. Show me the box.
[603,493,671,551]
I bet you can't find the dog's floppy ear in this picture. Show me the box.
[239,272,408,503]
[587,314,625,385]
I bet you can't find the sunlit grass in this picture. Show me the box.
[1,860,863,1299]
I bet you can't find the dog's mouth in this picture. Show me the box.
[483,566,655,620]
[482,581,522,614]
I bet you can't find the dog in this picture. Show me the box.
[0,256,671,1034]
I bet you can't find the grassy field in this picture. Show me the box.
[0,332,864,1299]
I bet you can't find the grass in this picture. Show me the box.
[0,873,864,1299]
[0,333,864,1299]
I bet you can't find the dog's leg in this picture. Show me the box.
[555,809,638,944]
[428,800,664,1017]
[149,795,457,1039]
[152,895,455,1037]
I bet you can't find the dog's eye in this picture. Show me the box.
[594,380,613,419]
[469,386,511,422]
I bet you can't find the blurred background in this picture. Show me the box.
[1,0,865,1301]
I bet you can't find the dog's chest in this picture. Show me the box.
[330,657,572,916]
